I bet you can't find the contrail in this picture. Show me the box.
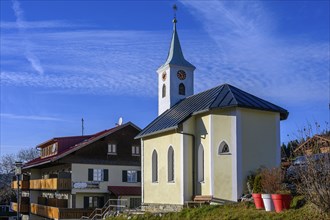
[11,0,44,75]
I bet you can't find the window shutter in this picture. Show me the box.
[103,169,109,181]
[88,169,93,181]
[122,170,127,182]
[83,197,89,209]
[137,171,141,182]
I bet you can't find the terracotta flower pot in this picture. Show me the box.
[252,193,264,209]
[271,194,292,213]
[261,194,274,211]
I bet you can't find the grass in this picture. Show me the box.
[107,201,329,220]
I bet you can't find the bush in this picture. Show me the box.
[260,167,284,194]
[252,174,262,193]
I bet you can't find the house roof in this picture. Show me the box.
[294,134,330,153]
[108,186,141,196]
[136,84,289,139]
[158,19,195,71]
[24,122,141,169]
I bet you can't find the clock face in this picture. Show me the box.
[177,70,186,80]
[162,72,167,81]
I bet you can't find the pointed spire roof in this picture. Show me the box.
[158,17,195,70]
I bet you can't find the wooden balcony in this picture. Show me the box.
[11,180,30,190]
[11,202,30,214]
[31,203,92,219]
[30,178,71,190]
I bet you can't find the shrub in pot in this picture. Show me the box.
[252,174,264,209]
[260,168,283,211]
[271,190,292,213]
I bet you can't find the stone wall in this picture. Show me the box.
[142,203,183,213]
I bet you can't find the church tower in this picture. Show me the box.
[157,9,196,115]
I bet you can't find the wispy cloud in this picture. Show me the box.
[1,1,328,105]
[11,0,44,75]
[0,20,85,29]
[181,1,329,105]
[0,113,64,121]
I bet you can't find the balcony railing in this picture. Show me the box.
[10,202,30,214]
[30,178,71,190]
[11,180,30,190]
[30,203,92,219]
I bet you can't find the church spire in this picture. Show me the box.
[158,5,195,71]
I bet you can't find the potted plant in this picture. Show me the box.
[260,168,281,211]
[270,168,292,213]
[271,189,292,213]
[251,174,264,209]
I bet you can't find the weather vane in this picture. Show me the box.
[173,4,178,23]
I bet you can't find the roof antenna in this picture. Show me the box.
[116,117,123,126]
[81,118,84,136]
[173,4,178,24]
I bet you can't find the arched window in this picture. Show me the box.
[179,83,185,95]
[167,146,174,182]
[198,144,204,182]
[152,150,158,182]
[218,141,230,154]
[162,84,166,98]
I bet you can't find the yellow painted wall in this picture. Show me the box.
[240,108,279,190]
[211,110,235,200]
[195,114,211,195]
[143,131,183,205]
[71,163,140,194]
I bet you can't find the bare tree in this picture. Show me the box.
[0,147,39,204]
[292,123,330,215]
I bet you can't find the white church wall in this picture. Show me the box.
[239,108,280,195]
[210,109,236,201]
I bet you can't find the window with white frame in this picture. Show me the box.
[88,168,108,181]
[132,146,140,156]
[122,170,141,183]
[127,170,138,182]
[108,143,117,155]
[93,169,102,181]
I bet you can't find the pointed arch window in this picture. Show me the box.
[218,141,230,155]
[198,144,204,182]
[152,150,158,182]
[162,84,166,98]
[167,146,174,182]
[179,83,185,95]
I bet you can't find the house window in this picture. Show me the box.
[84,196,104,209]
[218,141,230,154]
[167,146,174,182]
[88,169,108,181]
[122,170,141,183]
[108,143,117,155]
[132,146,140,156]
[93,169,102,181]
[152,150,158,182]
[179,83,185,95]
[162,84,166,98]
[198,144,204,182]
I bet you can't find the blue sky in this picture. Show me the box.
[0,0,329,156]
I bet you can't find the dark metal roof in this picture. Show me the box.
[136,84,289,139]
